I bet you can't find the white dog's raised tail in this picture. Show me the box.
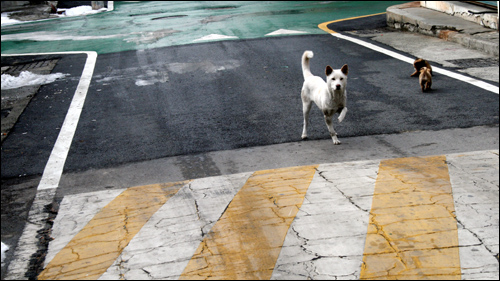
[302,51,314,79]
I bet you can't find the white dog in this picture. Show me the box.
[300,50,348,145]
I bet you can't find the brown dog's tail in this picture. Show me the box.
[302,50,314,80]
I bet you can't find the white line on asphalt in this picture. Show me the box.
[39,52,96,190]
[265,29,309,36]
[193,34,239,42]
[2,51,97,190]
[330,32,499,94]
[2,51,97,279]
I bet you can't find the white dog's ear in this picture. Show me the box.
[341,64,348,75]
[325,65,333,76]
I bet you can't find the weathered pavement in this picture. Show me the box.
[34,150,499,280]
[2,1,499,279]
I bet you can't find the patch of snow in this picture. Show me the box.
[1,5,108,26]
[1,241,9,264]
[1,12,22,26]
[57,5,107,17]
[1,71,69,90]
[135,79,155,86]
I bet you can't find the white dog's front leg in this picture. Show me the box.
[324,115,341,145]
[338,107,347,123]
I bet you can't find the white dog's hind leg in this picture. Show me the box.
[301,100,312,139]
[338,107,347,123]
[324,114,341,145]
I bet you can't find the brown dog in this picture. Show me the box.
[411,58,432,77]
[419,67,432,92]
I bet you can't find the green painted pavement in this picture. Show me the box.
[1,1,407,55]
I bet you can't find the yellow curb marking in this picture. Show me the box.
[38,181,189,280]
[318,12,386,34]
[360,155,461,279]
[180,165,318,280]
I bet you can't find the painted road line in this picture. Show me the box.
[193,34,239,42]
[1,51,97,190]
[35,151,498,279]
[100,173,253,279]
[2,51,97,280]
[447,150,499,280]
[317,12,387,33]
[265,29,308,36]
[179,165,318,280]
[43,189,127,269]
[318,16,499,94]
[330,32,498,94]
[38,181,189,280]
[272,160,380,279]
[361,155,461,279]
[39,51,97,190]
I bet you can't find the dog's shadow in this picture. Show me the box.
[417,88,439,94]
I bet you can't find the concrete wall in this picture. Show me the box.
[421,1,498,29]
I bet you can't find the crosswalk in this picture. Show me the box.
[39,150,498,280]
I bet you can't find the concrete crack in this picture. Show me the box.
[118,254,128,280]
[316,169,368,212]
[186,182,208,237]
[142,268,153,278]
[455,217,497,257]
[369,214,409,269]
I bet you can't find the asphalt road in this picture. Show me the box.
[1,34,498,178]
[1,54,87,178]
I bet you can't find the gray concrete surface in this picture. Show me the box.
[387,1,499,56]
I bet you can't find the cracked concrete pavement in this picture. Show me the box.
[31,150,498,280]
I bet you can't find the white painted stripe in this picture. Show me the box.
[272,160,379,279]
[446,150,500,279]
[1,32,124,42]
[331,32,499,94]
[99,173,251,280]
[43,188,126,267]
[193,34,239,42]
[39,52,96,190]
[265,29,308,36]
[2,51,98,190]
[2,51,97,280]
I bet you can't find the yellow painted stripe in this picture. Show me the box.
[179,165,318,280]
[318,12,386,34]
[38,181,189,280]
[360,156,461,279]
